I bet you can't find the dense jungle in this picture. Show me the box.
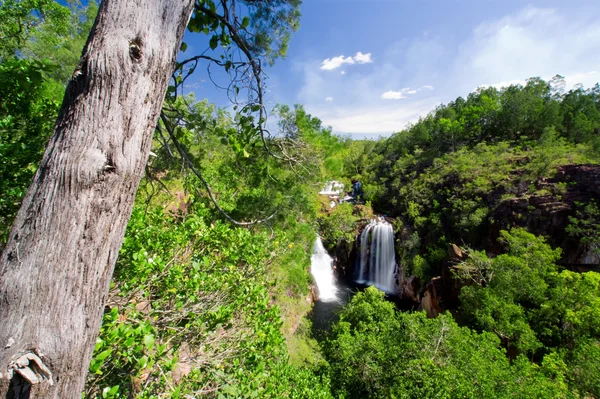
[0,0,599,398]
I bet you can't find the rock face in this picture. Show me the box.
[399,165,600,317]
[491,164,600,268]
[402,276,421,302]
[329,238,357,283]
[419,277,444,318]
[330,166,599,317]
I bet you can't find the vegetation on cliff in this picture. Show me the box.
[1,0,599,397]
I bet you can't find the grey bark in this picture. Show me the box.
[0,0,195,397]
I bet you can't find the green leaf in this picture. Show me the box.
[210,35,218,50]
[180,42,187,52]
[138,355,148,369]
[241,16,250,29]
[102,385,119,398]
[95,349,112,362]
[143,334,155,350]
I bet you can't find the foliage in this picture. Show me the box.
[325,287,567,399]
[82,82,348,397]
[317,203,360,251]
[85,204,332,398]
[3,2,599,396]
[21,0,99,83]
[566,200,600,256]
[0,0,71,59]
[366,127,594,278]
[0,0,333,397]
[455,229,600,397]
[186,0,300,66]
[0,58,60,240]
[366,76,599,233]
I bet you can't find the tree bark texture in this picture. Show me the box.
[0,0,195,397]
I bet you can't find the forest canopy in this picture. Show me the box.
[0,0,599,397]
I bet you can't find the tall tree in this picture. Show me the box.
[0,0,196,396]
[0,0,301,395]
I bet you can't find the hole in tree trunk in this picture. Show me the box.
[129,37,143,62]
[6,373,31,399]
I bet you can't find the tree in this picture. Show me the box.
[325,287,566,399]
[0,1,96,242]
[0,0,197,396]
[0,0,301,395]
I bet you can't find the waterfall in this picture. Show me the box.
[311,237,339,302]
[319,180,344,196]
[355,219,397,294]
[356,221,375,284]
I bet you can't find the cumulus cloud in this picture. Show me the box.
[354,52,373,64]
[565,71,599,89]
[309,100,437,136]
[320,52,373,70]
[381,86,433,99]
[291,6,600,136]
[320,55,355,71]
[454,7,600,94]
[477,79,526,90]
[325,96,333,102]
[381,89,410,99]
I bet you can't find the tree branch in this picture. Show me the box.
[159,112,276,226]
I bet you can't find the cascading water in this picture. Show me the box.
[355,219,398,294]
[310,237,339,302]
[356,221,374,284]
[318,181,344,196]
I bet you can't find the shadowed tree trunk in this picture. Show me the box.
[0,0,195,397]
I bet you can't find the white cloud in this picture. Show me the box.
[354,52,373,64]
[325,96,333,102]
[565,71,599,88]
[381,86,428,99]
[320,55,355,71]
[478,71,600,92]
[320,52,373,70]
[291,6,600,137]
[454,7,600,94]
[294,40,442,134]
[381,90,407,100]
[309,100,437,135]
[477,79,526,90]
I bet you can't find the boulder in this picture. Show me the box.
[419,277,444,318]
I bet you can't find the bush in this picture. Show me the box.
[324,287,567,399]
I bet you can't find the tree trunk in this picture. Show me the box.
[0,0,195,397]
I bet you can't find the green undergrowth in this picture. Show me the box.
[325,287,572,399]
[84,194,332,398]
[318,201,374,253]
[377,136,596,280]
[265,213,326,368]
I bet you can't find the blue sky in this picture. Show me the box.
[185,0,600,139]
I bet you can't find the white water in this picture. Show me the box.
[311,237,339,302]
[319,180,344,196]
[355,219,397,294]
[356,221,375,284]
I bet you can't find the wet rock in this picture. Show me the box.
[419,277,444,318]
[402,275,421,302]
[448,243,466,261]
[491,164,600,266]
